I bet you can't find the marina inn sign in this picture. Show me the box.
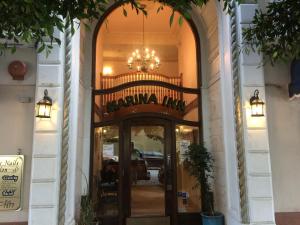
[106,93,186,113]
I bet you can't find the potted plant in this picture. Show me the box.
[243,0,300,99]
[78,172,99,225]
[184,143,224,225]
[79,195,96,225]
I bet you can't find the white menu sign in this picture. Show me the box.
[179,140,190,163]
[103,144,114,158]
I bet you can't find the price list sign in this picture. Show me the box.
[0,155,24,211]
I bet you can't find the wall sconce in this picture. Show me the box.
[36,89,52,118]
[250,89,265,117]
[102,66,113,76]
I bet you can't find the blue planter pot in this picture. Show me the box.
[201,212,224,225]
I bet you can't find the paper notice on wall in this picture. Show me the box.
[0,155,24,211]
[103,144,114,158]
[179,140,190,163]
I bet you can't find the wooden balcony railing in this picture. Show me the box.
[100,72,183,106]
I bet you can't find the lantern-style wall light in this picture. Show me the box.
[36,89,53,118]
[250,89,265,117]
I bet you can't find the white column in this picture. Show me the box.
[217,6,242,225]
[28,30,65,225]
[64,24,81,225]
[237,4,276,225]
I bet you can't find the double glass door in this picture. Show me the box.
[94,118,201,225]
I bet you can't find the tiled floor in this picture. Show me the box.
[131,185,165,216]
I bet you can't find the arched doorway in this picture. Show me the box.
[91,2,203,225]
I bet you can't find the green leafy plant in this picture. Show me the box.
[243,0,300,65]
[0,0,240,55]
[184,143,214,214]
[79,195,95,225]
[79,170,96,225]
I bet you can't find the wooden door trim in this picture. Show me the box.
[93,113,200,128]
[171,120,177,225]
[122,118,175,225]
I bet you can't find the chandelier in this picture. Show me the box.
[127,14,160,72]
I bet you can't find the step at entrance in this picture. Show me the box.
[126,216,170,225]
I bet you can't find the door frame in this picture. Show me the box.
[91,114,201,225]
[122,118,176,224]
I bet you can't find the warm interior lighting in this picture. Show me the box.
[103,66,113,75]
[36,89,52,118]
[250,89,265,117]
[127,14,160,72]
[128,47,160,72]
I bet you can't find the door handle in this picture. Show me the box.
[167,155,171,166]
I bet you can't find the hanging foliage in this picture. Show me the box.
[243,0,300,65]
[0,0,240,55]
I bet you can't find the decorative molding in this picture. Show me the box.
[33,154,57,158]
[31,178,56,183]
[94,80,201,95]
[0,222,28,225]
[230,1,250,223]
[58,18,72,225]
[208,75,220,88]
[249,172,272,177]
[31,204,56,209]
[208,47,219,64]
[248,150,269,154]
[206,22,218,39]
[184,98,198,115]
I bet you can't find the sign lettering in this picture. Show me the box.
[106,93,185,113]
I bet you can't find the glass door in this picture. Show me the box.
[175,124,201,213]
[123,119,173,225]
[130,125,165,216]
[93,126,120,225]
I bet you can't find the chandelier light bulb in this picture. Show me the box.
[127,47,160,72]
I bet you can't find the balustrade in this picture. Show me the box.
[100,72,182,106]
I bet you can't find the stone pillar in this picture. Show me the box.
[28,30,65,225]
[63,24,81,225]
[236,3,276,225]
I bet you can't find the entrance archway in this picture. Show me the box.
[90,2,207,225]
